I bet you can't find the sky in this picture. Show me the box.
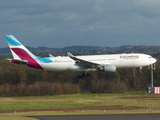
[1,0,160,48]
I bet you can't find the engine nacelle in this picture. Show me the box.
[99,64,116,72]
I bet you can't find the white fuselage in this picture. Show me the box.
[5,35,157,73]
[39,53,157,71]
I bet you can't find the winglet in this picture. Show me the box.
[49,54,54,57]
[67,52,74,58]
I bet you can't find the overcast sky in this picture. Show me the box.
[1,0,160,48]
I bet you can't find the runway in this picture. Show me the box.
[28,113,160,120]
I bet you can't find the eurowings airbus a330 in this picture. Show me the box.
[5,35,157,79]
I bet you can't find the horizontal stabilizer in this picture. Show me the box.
[8,59,28,65]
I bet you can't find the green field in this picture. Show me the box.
[0,93,160,120]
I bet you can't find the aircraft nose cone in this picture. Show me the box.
[152,58,157,63]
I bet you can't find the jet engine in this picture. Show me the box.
[99,64,116,72]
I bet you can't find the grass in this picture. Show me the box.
[0,93,160,120]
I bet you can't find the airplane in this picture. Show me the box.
[5,35,157,79]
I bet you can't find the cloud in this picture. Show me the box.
[0,0,160,48]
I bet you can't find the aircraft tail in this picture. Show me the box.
[5,35,43,69]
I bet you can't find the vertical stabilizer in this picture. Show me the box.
[5,35,35,60]
[5,35,43,69]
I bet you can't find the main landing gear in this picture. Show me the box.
[78,73,90,79]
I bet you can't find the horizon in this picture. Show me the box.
[1,44,160,49]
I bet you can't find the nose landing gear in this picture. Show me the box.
[139,67,142,73]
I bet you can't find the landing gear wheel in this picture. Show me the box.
[86,73,90,77]
[78,73,90,79]
[78,76,81,79]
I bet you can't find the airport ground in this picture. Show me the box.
[29,114,160,120]
[0,93,160,120]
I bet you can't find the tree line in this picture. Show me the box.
[0,52,160,96]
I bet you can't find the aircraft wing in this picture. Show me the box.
[67,52,100,69]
